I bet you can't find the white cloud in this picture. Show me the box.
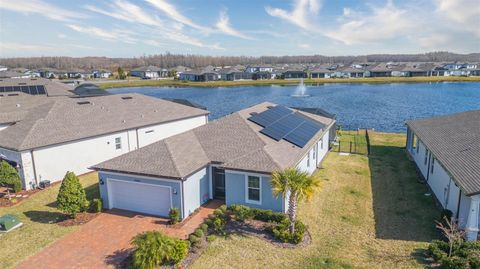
[215,10,252,39]
[418,34,450,49]
[0,0,84,22]
[325,1,415,44]
[299,43,311,49]
[265,0,321,29]
[0,42,55,52]
[66,24,138,44]
[145,0,210,32]
[85,0,162,27]
[435,0,480,36]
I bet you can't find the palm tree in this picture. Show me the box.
[271,167,321,234]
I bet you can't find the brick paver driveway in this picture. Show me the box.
[15,201,221,269]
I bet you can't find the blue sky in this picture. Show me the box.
[0,0,479,57]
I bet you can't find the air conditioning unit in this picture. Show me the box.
[39,180,51,188]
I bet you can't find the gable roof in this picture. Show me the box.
[0,93,209,151]
[93,102,336,179]
[406,110,480,196]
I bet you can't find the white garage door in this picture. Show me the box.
[107,179,172,217]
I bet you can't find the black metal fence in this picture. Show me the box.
[333,129,371,155]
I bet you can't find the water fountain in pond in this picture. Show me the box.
[291,78,310,97]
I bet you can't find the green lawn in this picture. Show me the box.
[0,173,99,269]
[97,76,480,89]
[191,132,440,269]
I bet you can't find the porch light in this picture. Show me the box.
[172,188,177,195]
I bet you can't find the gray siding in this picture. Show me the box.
[225,171,283,212]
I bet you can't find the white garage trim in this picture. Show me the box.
[106,178,173,216]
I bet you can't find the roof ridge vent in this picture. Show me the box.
[77,101,91,105]
[121,96,133,100]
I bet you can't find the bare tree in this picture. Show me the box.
[435,217,465,257]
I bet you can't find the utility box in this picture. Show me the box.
[0,214,22,232]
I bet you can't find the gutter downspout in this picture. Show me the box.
[181,179,185,220]
[30,150,39,189]
[456,190,462,220]
[426,153,432,182]
[135,128,140,149]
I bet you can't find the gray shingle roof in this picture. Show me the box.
[0,93,209,151]
[406,110,480,196]
[0,78,74,96]
[93,102,336,179]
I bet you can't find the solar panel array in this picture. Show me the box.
[0,85,46,95]
[248,105,324,148]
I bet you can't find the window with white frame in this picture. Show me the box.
[307,152,310,167]
[431,157,435,174]
[246,175,261,204]
[417,139,420,153]
[321,138,324,149]
[312,147,316,160]
[424,148,429,165]
[115,137,122,150]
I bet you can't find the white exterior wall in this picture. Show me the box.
[297,131,329,175]
[137,115,207,147]
[32,131,132,186]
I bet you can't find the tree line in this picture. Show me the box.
[1,51,478,71]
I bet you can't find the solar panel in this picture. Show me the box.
[5,86,13,92]
[249,105,324,148]
[0,87,4,92]
[29,85,39,95]
[37,85,46,94]
[13,86,21,92]
[21,86,29,93]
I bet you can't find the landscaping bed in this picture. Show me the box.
[0,188,42,207]
[57,212,100,227]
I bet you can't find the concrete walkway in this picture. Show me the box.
[15,200,222,269]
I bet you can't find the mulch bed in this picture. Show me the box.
[0,188,42,207]
[57,212,100,227]
[225,219,312,249]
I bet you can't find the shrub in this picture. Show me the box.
[206,235,216,242]
[204,218,213,228]
[131,231,188,269]
[56,171,89,218]
[271,219,306,244]
[212,216,226,235]
[0,161,22,193]
[439,256,469,269]
[188,234,200,246]
[429,241,448,261]
[169,208,180,224]
[251,208,287,223]
[90,198,103,213]
[427,238,480,269]
[200,223,208,233]
[228,204,253,222]
[194,228,204,238]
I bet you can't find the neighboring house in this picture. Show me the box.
[406,110,480,241]
[245,66,274,73]
[282,69,307,79]
[0,78,75,96]
[0,65,8,72]
[179,69,220,81]
[92,102,336,220]
[0,93,209,190]
[92,70,112,79]
[130,66,168,79]
[219,68,252,81]
[0,70,31,79]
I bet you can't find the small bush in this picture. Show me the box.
[169,208,180,224]
[206,235,216,242]
[427,239,480,269]
[251,208,287,223]
[228,204,253,222]
[200,223,208,233]
[194,228,204,238]
[57,171,89,218]
[131,231,187,268]
[90,198,103,213]
[271,219,306,244]
[204,218,213,228]
[439,256,469,269]
[0,161,22,193]
[428,241,448,261]
[188,234,200,246]
[212,216,226,235]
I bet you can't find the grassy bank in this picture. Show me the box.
[0,173,99,269]
[97,76,480,89]
[191,132,440,269]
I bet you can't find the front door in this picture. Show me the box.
[212,167,225,199]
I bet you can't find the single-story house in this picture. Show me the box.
[282,70,307,79]
[92,102,336,220]
[0,93,209,190]
[219,68,252,81]
[245,66,274,73]
[252,71,272,80]
[179,69,220,81]
[92,70,112,79]
[130,66,168,79]
[406,110,480,241]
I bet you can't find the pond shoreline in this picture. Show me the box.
[97,76,480,89]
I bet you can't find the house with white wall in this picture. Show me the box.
[0,93,209,190]
[92,102,336,220]
[130,66,168,79]
[406,110,480,241]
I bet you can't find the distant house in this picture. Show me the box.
[219,68,252,81]
[0,93,209,190]
[406,110,480,241]
[130,66,168,79]
[0,70,30,79]
[179,68,220,81]
[282,69,307,79]
[252,71,272,80]
[92,70,112,79]
[92,102,336,219]
[0,65,8,72]
[245,65,274,73]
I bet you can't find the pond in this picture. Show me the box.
[108,82,480,133]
